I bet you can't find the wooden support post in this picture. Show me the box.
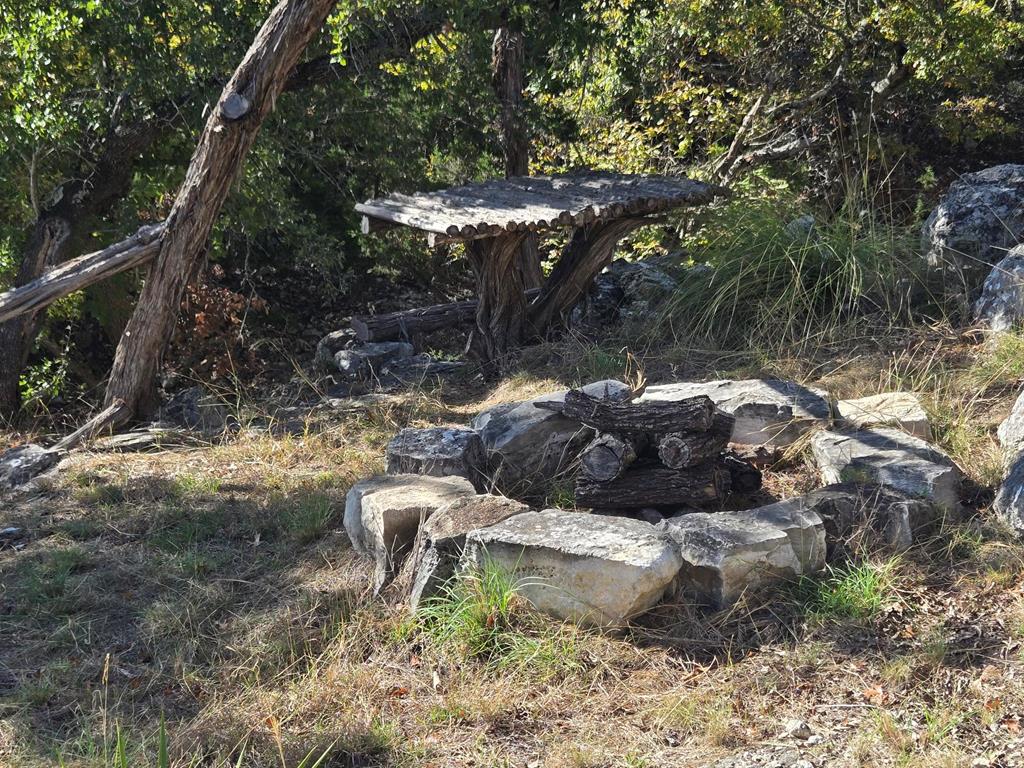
[465,231,528,366]
[528,216,652,336]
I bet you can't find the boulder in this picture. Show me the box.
[640,379,831,446]
[463,510,682,627]
[994,390,1024,536]
[836,392,931,439]
[810,427,961,512]
[385,427,486,487]
[472,379,632,488]
[921,164,1024,279]
[159,386,230,434]
[403,494,530,611]
[734,500,826,572]
[0,444,61,489]
[344,474,475,591]
[974,246,1024,332]
[659,512,801,608]
[749,484,937,554]
[316,328,356,369]
[333,341,414,379]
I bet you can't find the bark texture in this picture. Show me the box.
[575,462,731,509]
[105,0,339,417]
[492,25,541,290]
[542,389,715,434]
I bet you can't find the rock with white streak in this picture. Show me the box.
[640,379,831,446]
[463,510,682,627]
[0,444,61,489]
[344,474,475,591]
[837,392,931,439]
[810,428,961,512]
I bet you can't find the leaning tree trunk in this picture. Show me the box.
[104,0,338,418]
[492,25,541,290]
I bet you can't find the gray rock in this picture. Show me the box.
[159,386,229,434]
[810,428,961,512]
[659,512,800,608]
[640,379,831,446]
[472,379,632,488]
[386,427,486,487]
[0,444,61,489]
[993,453,1024,537]
[994,391,1024,536]
[787,483,937,552]
[316,328,355,369]
[836,392,931,439]
[921,164,1024,279]
[974,246,1024,331]
[785,214,817,241]
[997,388,1024,450]
[334,341,414,379]
[463,509,682,627]
[344,474,475,591]
[404,494,529,611]
[737,499,826,573]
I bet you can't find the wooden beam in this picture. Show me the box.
[0,223,165,325]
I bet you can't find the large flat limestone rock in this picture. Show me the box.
[659,513,800,608]
[836,392,931,439]
[810,427,961,513]
[463,510,682,627]
[994,390,1024,536]
[472,379,631,487]
[639,379,831,446]
[403,494,530,611]
[344,474,475,591]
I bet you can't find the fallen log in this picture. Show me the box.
[658,412,735,469]
[53,399,130,450]
[352,288,541,342]
[575,461,730,509]
[579,433,640,482]
[539,389,715,434]
[0,224,165,325]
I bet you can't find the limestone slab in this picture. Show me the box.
[463,510,681,627]
[836,392,931,439]
[810,428,961,512]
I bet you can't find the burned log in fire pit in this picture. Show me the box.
[541,388,761,509]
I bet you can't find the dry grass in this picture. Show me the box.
[2,328,1024,767]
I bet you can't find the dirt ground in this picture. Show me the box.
[2,327,1024,768]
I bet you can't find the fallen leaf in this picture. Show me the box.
[387,685,409,698]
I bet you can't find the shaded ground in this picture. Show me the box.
[2,326,1024,767]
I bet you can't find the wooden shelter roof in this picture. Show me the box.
[356,171,727,245]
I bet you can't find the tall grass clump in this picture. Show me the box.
[416,559,583,678]
[663,173,921,350]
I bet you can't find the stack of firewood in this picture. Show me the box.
[542,389,761,509]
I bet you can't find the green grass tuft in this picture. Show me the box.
[798,559,901,622]
[416,559,583,677]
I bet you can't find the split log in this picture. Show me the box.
[539,389,715,434]
[579,433,639,482]
[53,399,130,451]
[657,412,735,469]
[575,461,730,509]
[719,451,762,494]
[351,288,540,342]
